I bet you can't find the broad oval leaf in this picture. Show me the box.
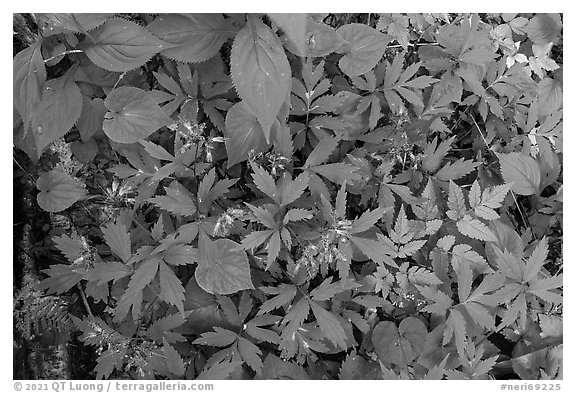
[337,24,391,77]
[103,87,172,143]
[36,170,87,212]
[524,14,562,45]
[224,102,269,167]
[71,138,98,163]
[148,14,233,63]
[230,15,291,141]
[82,18,172,72]
[496,152,541,195]
[195,239,254,295]
[372,317,427,365]
[32,66,83,154]
[13,39,46,132]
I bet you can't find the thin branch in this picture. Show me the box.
[76,283,93,317]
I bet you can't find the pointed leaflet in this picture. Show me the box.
[237,336,263,374]
[81,18,172,72]
[150,182,197,217]
[224,102,269,167]
[115,257,160,321]
[139,139,174,162]
[13,39,46,132]
[436,159,479,181]
[496,152,541,196]
[349,207,388,234]
[36,170,87,213]
[304,134,339,168]
[193,326,238,347]
[230,15,291,140]
[196,360,242,380]
[148,14,233,63]
[195,239,254,295]
[524,237,549,283]
[457,215,497,242]
[53,233,84,262]
[95,347,127,380]
[85,262,130,285]
[103,87,172,144]
[422,136,455,173]
[32,66,83,153]
[162,337,186,377]
[337,23,391,77]
[101,220,131,262]
[309,301,347,350]
[250,162,279,202]
[257,284,297,315]
[280,172,309,206]
[159,261,185,314]
[38,264,84,295]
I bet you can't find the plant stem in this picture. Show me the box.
[43,50,83,64]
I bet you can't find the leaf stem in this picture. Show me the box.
[43,49,83,64]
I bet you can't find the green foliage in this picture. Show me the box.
[14,12,562,380]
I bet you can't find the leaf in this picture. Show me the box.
[350,207,388,234]
[230,15,291,140]
[149,182,196,217]
[195,239,254,295]
[280,172,309,206]
[237,336,263,374]
[71,139,98,163]
[95,347,127,380]
[524,14,562,44]
[36,170,87,213]
[372,317,427,365]
[139,139,174,161]
[224,102,269,167]
[38,264,84,295]
[82,18,171,72]
[53,233,85,262]
[103,86,173,144]
[162,337,186,377]
[436,159,480,181]
[101,220,131,262]
[269,13,308,57]
[537,77,562,117]
[422,136,455,173]
[13,39,46,132]
[337,24,391,77]
[310,278,348,301]
[162,244,198,266]
[524,237,549,283]
[258,284,297,315]
[250,162,279,202]
[114,257,160,321]
[310,301,347,350]
[148,14,232,63]
[496,152,541,195]
[283,208,312,224]
[85,262,130,285]
[159,260,185,314]
[349,235,397,267]
[456,215,497,242]
[32,66,83,153]
[309,163,361,184]
[196,359,243,380]
[193,326,238,347]
[446,181,466,221]
[77,97,106,141]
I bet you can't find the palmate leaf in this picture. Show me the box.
[250,162,278,202]
[38,264,84,295]
[103,87,173,144]
[231,15,291,141]
[149,182,197,217]
[310,300,347,350]
[13,39,46,133]
[148,14,233,63]
[81,18,172,72]
[84,262,130,285]
[32,65,83,153]
[36,170,87,213]
[114,257,160,322]
[258,284,297,315]
[279,172,310,206]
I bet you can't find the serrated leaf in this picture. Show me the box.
[231,15,291,140]
[36,170,87,213]
[309,163,361,184]
[280,172,309,206]
[149,182,196,217]
[53,233,85,263]
[103,87,172,144]
[422,136,455,173]
[241,230,273,251]
[162,244,198,266]
[13,39,46,132]
[446,181,467,221]
[148,14,232,63]
[452,244,490,273]
[38,264,84,295]
[195,239,254,295]
[238,336,263,374]
[524,237,549,283]
[350,207,388,234]
[258,284,297,315]
[456,215,497,242]
[269,13,307,57]
[337,24,391,77]
[349,235,397,267]
[85,262,130,285]
[223,101,269,167]
[436,159,480,181]
[196,359,242,380]
[497,152,541,195]
[283,208,312,224]
[115,257,160,322]
[95,347,127,380]
[159,261,185,314]
[310,301,347,349]
[250,162,279,202]
[32,66,83,153]
[101,220,131,262]
[82,18,171,72]
[163,337,185,376]
[524,14,562,45]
